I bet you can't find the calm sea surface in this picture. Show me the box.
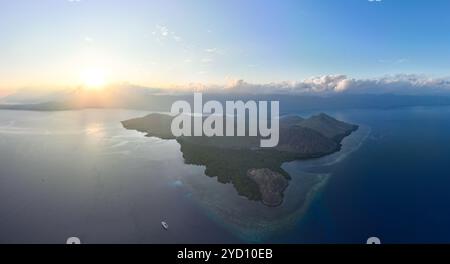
[1,106,449,243]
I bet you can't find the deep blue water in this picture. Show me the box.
[273,106,450,243]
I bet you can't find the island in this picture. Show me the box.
[121,113,358,207]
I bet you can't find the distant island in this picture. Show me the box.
[123,113,358,207]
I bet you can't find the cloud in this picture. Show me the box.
[7,75,450,98]
[193,74,450,95]
[341,74,450,94]
[205,48,218,53]
[173,35,182,42]
[378,58,408,65]
[152,25,182,43]
[84,36,93,43]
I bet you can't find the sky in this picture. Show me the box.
[1,0,450,94]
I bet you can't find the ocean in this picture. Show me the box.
[0,106,449,243]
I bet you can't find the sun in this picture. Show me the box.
[81,68,107,89]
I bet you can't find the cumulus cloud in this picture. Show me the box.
[332,74,450,95]
[5,75,450,100]
[195,74,450,95]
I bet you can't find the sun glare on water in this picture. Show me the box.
[81,68,107,89]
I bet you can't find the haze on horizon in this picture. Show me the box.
[1,0,450,96]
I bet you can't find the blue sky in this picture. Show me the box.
[1,0,450,91]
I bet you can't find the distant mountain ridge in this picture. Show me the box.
[2,85,450,113]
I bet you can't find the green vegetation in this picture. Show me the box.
[122,113,358,206]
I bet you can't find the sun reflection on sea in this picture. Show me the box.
[84,122,105,139]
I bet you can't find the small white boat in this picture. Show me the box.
[161,221,169,230]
